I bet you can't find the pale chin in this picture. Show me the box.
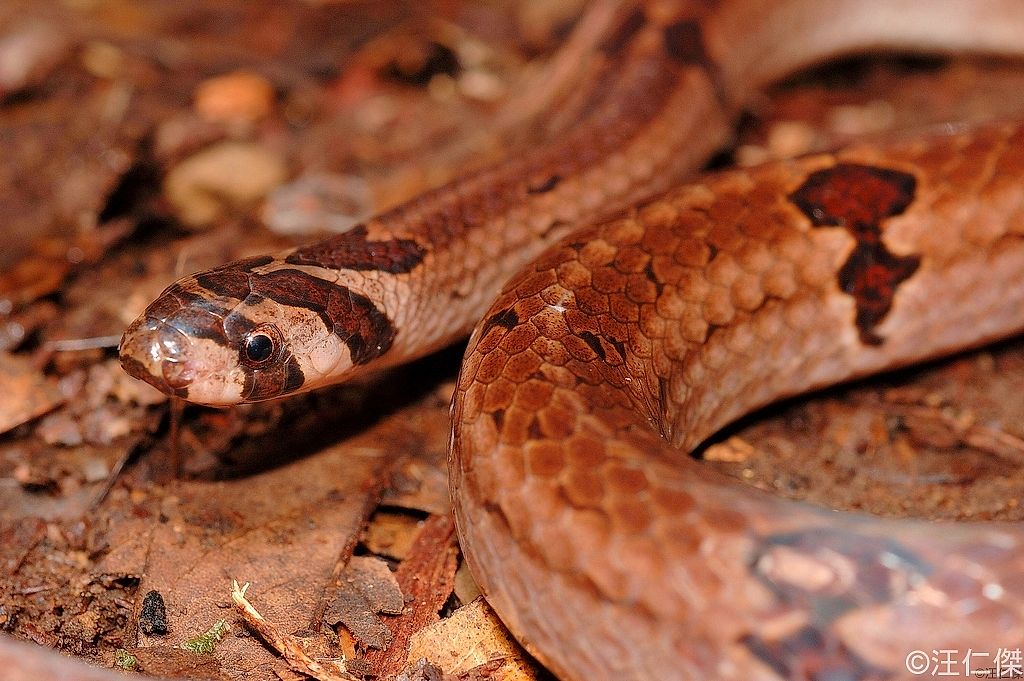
[186,371,248,407]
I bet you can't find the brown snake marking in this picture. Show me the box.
[113,2,1024,680]
[789,164,921,345]
[284,224,426,273]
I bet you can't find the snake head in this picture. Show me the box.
[119,257,387,405]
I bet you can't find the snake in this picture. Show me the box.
[117,1,1024,680]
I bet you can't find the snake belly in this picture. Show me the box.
[119,1,1024,680]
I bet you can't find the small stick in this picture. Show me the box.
[230,581,357,681]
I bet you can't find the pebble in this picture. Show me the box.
[163,141,288,228]
[261,172,373,235]
[194,70,275,125]
[0,22,70,95]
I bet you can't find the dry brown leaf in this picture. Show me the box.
[0,352,64,434]
[364,511,424,560]
[325,556,404,650]
[703,435,755,463]
[406,598,538,681]
[130,436,390,672]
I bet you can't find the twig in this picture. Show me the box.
[230,581,357,681]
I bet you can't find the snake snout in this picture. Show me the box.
[119,316,196,396]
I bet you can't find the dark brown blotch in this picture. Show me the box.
[606,335,627,361]
[578,330,606,361]
[481,308,519,335]
[642,260,665,294]
[491,408,505,429]
[527,416,543,441]
[286,225,426,274]
[789,163,920,345]
[839,244,920,345]
[789,163,916,238]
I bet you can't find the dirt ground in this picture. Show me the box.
[0,1,1022,680]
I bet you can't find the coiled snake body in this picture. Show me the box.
[121,2,1024,679]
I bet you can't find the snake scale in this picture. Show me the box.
[117,1,1024,680]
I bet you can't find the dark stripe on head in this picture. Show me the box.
[145,282,236,345]
[120,352,164,391]
[253,269,395,365]
[195,268,252,301]
[243,353,306,401]
[193,255,275,300]
[789,163,920,345]
[285,225,426,274]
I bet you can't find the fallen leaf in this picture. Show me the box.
[325,556,404,650]
[0,352,64,435]
[407,599,538,681]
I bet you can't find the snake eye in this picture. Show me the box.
[240,325,281,367]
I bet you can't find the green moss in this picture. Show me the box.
[180,619,230,654]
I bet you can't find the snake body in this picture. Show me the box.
[120,2,1024,680]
